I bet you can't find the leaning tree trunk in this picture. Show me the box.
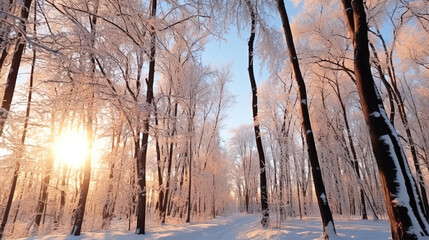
[342,0,429,239]
[135,0,156,234]
[276,0,335,237]
[245,0,269,227]
[0,0,33,137]
[370,27,429,218]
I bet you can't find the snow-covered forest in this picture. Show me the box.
[0,0,428,239]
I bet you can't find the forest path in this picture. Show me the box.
[22,214,391,239]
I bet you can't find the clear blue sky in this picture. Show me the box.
[202,1,301,143]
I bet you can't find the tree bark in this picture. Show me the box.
[0,0,33,137]
[162,102,178,223]
[331,77,368,220]
[341,1,429,238]
[71,102,93,235]
[135,0,156,234]
[71,2,98,233]
[34,121,55,229]
[245,0,269,227]
[0,0,14,73]
[0,3,36,236]
[276,0,335,237]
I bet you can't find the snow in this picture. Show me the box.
[320,193,327,204]
[369,111,380,118]
[20,215,391,240]
[0,108,7,117]
[324,221,337,240]
[379,134,423,236]
[70,226,77,236]
[378,105,429,234]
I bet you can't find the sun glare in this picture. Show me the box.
[53,132,89,168]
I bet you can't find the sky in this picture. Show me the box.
[202,1,301,144]
[202,31,254,143]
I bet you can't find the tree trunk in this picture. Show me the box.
[102,155,116,228]
[71,103,93,235]
[136,0,156,234]
[333,79,368,219]
[0,161,19,239]
[0,0,14,73]
[0,6,36,235]
[162,102,178,223]
[154,109,164,221]
[245,0,269,227]
[54,164,68,230]
[186,113,194,223]
[71,3,98,233]
[0,0,33,137]
[342,1,429,238]
[276,0,335,237]
[34,122,55,229]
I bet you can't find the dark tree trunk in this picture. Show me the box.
[397,84,429,219]
[368,42,396,124]
[333,79,368,220]
[34,123,55,228]
[0,5,36,236]
[154,109,164,221]
[342,1,429,239]
[276,0,335,237]
[11,173,27,233]
[102,157,116,228]
[71,106,93,235]
[370,30,429,218]
[245,0,269,227]
[186,136,193,223]
[54,165,68,230]
[0,0,14,73]
[162,102,178,223]
[0,0,33,137]
[0,159,20,240]
[0,47,9,74]
[71,4,98,234]
[136,0,156,234]
[102,122,118,229]
[212,174,216,218]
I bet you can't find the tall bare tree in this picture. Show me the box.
[136,0,157,234]
[71,0,99,235]
[276,0,336,237]
[245,0,269,227]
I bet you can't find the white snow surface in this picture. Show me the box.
[20,215,391,240]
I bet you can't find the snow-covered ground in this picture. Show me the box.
[20,215,391,240]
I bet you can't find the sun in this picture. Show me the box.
[53,132,89,168]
